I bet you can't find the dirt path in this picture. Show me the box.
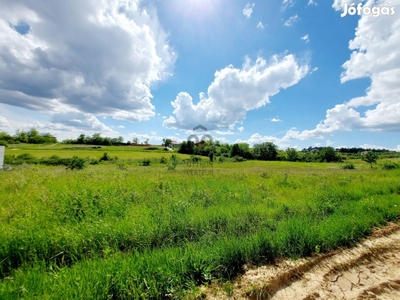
[205,222,400,299]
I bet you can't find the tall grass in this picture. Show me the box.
[0,162,399,299]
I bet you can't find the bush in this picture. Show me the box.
[190,156,202,163]
[0,140,8,147]
[40,155,71,166]
[232,155,245,162]
[99,152,111,162]
[66,156,86,170]
[381,160,399,170]
[140,158,151,166]
[167,154,179,171]
[160,156,167,164]
[342,163,355,169]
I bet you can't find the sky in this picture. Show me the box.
[0,0,399,150]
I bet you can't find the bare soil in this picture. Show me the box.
[204,222,400,300]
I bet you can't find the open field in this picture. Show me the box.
[1,145,400,299]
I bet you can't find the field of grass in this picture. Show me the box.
[0,145,399,299]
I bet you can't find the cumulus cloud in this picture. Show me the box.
[301,34,310,43]
[0,0,175,122]
[308,0,318,6]
[235,133,291,149]
[284,15,299,27]
[128,131,163,143]
[256,22,265,29]
[0,115,10,128]
[243,3,255,18]
[282,0,295,10]
[238,126,244,132]
[271,118,282,122]
[332,0,364,11]
[287,1,400,140]
[163,54,309,131]
[51,111,114,132]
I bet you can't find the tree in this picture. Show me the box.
[132,137,139,144]
[286,148,299,162]
[164,138,172,148]
[362,151,378,168]
[316,147,342,162]
[253,142,278,161]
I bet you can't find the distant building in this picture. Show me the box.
[170,141,180,148]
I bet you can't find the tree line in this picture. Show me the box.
[177,141,345,162]
[0,129,57,146]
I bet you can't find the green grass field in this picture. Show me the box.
[1,145,399,299]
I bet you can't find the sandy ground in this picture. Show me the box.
[204,222,400,300]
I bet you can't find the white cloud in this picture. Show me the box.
[118,125,125,129]
[128,131,163,144]
[256,22,265,29]
[332,0,364,11]
[215,130,234,135]
[51,111,114,132]
[243,3,255,19]
[271,118,282,122]
[235,133,291,149]
[326,140,334,146]
[359,143,389,150]
[286,2,400,141]
[308,0,318,5]
[282,0,295,10]
[301,34,310,43]
[0,116,10,128]
[284,15,299,27]
[163,54,309,131]
[238,126,244,132]
[0,0,175,123]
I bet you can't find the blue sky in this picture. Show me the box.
[0,0,399,150]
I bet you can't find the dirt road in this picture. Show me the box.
[205,222,400,299]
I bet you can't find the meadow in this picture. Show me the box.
[0,145,399,299]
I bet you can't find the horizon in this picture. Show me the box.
[0,0,399,151]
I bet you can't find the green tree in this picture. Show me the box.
[362,151,378,168]
[286,148,299,162]
[317,147,342,162]
[253,142,278,161]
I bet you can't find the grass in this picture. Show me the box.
[0,145,399,299]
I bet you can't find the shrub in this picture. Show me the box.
[66,156,86,170]
[381,160,399,170]
[160,156,167,164]
[40,155,70,166]
[140,158,151,166]
[0,140,8,147]
[190,156,202,163]
[342,163,355,169]
[99,152,111,162]
[167,154,179,171]
[232,155,245,162]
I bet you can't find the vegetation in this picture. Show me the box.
[63,133,125,146]
[253,142,278,161]
[0,129,57,144]
[362,151,379,168]
[0,144,399,299]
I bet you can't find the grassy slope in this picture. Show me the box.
[0,145,399,299]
